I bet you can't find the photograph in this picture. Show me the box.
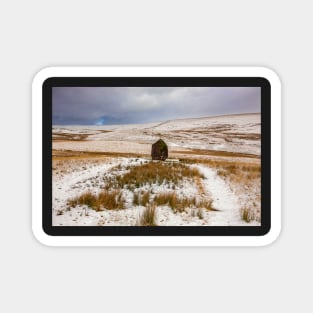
[52,86,261,227]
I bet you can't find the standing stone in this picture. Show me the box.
[151,139,168,161]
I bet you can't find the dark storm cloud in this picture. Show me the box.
[52,87,260,125]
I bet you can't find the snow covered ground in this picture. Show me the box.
[53,113,261,156]
[52,113,261,226]
[53,157,260,226]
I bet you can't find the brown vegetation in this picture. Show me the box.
[181,158,260,184]
[241,207,255,223]
[179,158,261,223]
[137,203,157,226]
[68,190,125,211]
[105,161,204,190]
[133,190,150,206]
[154,192,215,213]
[175,149,259,159]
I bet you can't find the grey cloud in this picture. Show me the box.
[52,87,260,125]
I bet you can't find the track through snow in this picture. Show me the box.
[53,158,253,226]
[196,165,244,225]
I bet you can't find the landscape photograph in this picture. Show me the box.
[52,86,261,226]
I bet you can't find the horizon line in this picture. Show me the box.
[52,111,261,127]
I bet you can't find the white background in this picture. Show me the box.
[0,0,311,312]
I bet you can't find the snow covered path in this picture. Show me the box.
[196,165,244,225]
[53,158,254,226]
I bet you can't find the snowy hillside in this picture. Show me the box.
[53,113,261,156]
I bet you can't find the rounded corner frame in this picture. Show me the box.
[32,66,281,246]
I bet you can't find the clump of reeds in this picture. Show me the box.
[241,207,255,223]
[67,190,125,211]
[105,162,204,190]
[153,192,214,213]
[137,203,157,226]
[133,190,150,206]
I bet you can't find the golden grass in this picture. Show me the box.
[52,149,149,160]
[133,192,139,206]
[137,203,157,226]
[141,191,150,206]
[198,199,216,211]
[195,176,205,195]
[105,161,204,190]
[216,163,260,182]
[241,207,255,223]
[98,190,125,210]
[68,191,98,209]
[175,149,259,159]
[153,192,215,213]
[181,158,260,185]
[68,190,125,211]
[154,192,184,211]
[133,190,150,206]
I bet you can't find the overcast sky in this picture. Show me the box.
[52,87,260,125]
